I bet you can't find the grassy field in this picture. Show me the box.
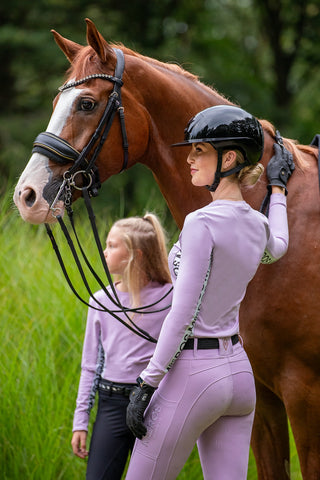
[0,186,302,479]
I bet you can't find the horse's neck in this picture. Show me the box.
[142,62,228,127]
[133,60,223,227]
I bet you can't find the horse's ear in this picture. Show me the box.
[51,30,82,63]
[85,18,114,64]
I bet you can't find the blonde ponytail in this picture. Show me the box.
[233,150,264,187]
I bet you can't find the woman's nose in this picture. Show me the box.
[187,153,193,164]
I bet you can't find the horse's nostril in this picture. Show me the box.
[25,189,36,207]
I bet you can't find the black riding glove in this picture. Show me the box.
[267,142,295,195]
[126,377,156,439]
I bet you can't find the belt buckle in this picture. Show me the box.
[223,338,229,351]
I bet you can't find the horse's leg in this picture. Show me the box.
[251,379,290,480]
[284,366,320,480]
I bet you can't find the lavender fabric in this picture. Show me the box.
[141,194,288,387]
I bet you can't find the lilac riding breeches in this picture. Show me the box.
[125,339,256,480]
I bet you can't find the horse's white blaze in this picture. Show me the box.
[13,86,83,224]
[46,85,83,135]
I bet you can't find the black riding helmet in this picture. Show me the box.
[172,105,264,192]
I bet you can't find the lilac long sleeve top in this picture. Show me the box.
[73,281,172,431]
[141,194,288,388]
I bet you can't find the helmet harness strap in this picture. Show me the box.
[207,147,223,192]
[206,145,251,192]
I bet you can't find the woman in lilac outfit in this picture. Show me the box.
[126,105,295,479]
[71,213,173,480]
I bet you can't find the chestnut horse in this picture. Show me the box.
[13,19,320,480]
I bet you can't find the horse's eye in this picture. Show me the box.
[80,99,96,111]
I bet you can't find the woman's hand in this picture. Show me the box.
[126,377,156,439]
[267,143,295,195]
[71,430,89,459]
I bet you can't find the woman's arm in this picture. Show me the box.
[140,213,213,387]
[261,144,294,264]
[72,300,101,432]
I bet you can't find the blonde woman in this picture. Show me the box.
[126,105,295,480]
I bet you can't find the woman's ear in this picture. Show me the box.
[135,249,143,261]
[222,150,237,170]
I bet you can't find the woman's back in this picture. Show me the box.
[168,200,269,337]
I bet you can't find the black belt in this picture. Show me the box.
[98,379,135,397]
[184,334,239,350]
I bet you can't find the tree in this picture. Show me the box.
[253,0,320,131]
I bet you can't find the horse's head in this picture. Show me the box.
[14,19,150,224]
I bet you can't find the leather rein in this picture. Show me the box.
[32,48,171,343]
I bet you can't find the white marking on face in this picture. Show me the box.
[46,84,83,135]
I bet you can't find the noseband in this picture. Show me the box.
[32,48,128,207]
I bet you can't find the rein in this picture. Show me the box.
[310,134,320,191]
[33,48,171,342]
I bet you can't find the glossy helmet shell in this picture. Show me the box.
[173,105,264,164]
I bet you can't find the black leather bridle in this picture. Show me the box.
[32,48,172,342]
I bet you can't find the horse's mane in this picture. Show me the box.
[66,42,229,103]
[259,119,317,170]
[118,44,199,81]
[116,43,230,101]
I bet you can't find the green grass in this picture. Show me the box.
[0,186,302,479]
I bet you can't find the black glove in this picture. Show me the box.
[267,142,295,195]
[126,377,156,439]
